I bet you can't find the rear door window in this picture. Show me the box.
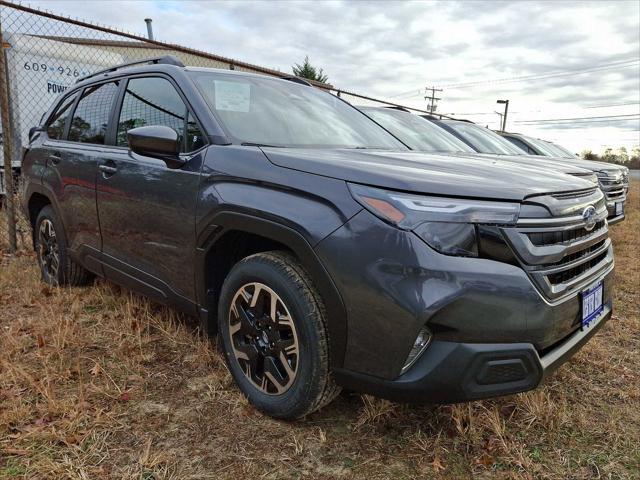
[68,81,120,144]
[46,92,78,140]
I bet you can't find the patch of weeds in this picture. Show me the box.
[1,459,27,477]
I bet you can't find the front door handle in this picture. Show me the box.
[99,164,118,175]
[48,153,62,166]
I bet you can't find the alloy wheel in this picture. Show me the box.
[38,219,60,283]
[228,282,299,395]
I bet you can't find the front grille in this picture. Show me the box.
[551,189,595,200]
[598,174,626,201]
[547,251,608,285]
[527,220,606,246]
[544,240,607,267]
[502,189,613,300]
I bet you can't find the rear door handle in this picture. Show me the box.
[99,164,118,175]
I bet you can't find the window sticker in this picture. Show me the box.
[214,80,251,112]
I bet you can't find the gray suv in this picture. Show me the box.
[430,119,628,224]
[21,56,614,419]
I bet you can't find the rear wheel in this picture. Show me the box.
[218,251,340,419]
[35,206,93,286]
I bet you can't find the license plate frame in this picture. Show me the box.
[615,202,623,216]
[581,280,603,328]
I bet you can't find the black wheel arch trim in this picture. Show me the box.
[196,210,348,369]
[24,183,65,249]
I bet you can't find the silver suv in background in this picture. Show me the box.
[359,106,600,185]
[430,119,628,224]
[499,131,630,197]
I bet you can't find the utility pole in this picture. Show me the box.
[497,99,509,131]
[0,28,17,252]
[494,111,504,130]
[424,86,443,114]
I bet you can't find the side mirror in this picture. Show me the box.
[127,125,185,169]
[29,126,44,143]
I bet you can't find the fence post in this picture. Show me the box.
[0,25,17,252]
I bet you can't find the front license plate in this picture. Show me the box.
[581,280,603,327]
[615,202,623,216]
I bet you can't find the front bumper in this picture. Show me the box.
[334,305,611,403]
[316,208,614,390]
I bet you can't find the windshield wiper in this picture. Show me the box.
[241,142,285,148]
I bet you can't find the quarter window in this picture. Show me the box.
[46,93,78,140]
[68,82,120,144]
[116,77,204,152]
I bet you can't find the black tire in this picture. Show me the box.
[34,205,93,287]
[217,251,340,419]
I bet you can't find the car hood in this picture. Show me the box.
[262,148,595,201]
[468,153,594,175]
[514,154,624,176]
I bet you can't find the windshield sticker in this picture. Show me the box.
[215,80,251,112]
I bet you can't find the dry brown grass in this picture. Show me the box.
[1,183,638,479]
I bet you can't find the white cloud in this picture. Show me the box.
[21,0,640,153]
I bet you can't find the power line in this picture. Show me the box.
[515,113,640,124]
[439,60,639,89]
[584,101,640,109]
[387,89,424,99]
[387,57,640,98]
[442,101,639,117]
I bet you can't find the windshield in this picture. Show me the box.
[444,121,526,155]
[190,71,405,149]
[540,139,576,158]
[547,142,578,158]
[361,108,476,153]
[519,135,567,157]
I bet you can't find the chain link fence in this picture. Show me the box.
[0,1,433,254]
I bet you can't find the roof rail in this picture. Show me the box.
[76,55,185,83]
[421,114,475,124]
[282,76,312,87]
[382,105,411,113]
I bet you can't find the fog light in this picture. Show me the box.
[401,327,432,374]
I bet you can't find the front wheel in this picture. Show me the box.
[217,251,340,419]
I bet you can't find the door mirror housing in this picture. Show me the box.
[28,126,44,143]
[127,125,185,169]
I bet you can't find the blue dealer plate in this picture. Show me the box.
[581,280,603,327]
[615,202,623,216]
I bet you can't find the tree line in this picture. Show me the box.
[582,146,640,169]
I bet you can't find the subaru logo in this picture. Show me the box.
[582,205,597,231]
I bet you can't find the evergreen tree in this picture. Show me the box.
[292,56,329,83]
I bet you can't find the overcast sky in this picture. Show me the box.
[26,0,640,153]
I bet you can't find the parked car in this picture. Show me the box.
[430,119,628,224]
[499,131,630,195]
[22,56,614,419]
[499,131,573,158]
[359,107,599,183]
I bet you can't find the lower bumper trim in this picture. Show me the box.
[607,214,625,225]
[334,306,612,404]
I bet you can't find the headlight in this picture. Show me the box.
[348,183,520,257]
